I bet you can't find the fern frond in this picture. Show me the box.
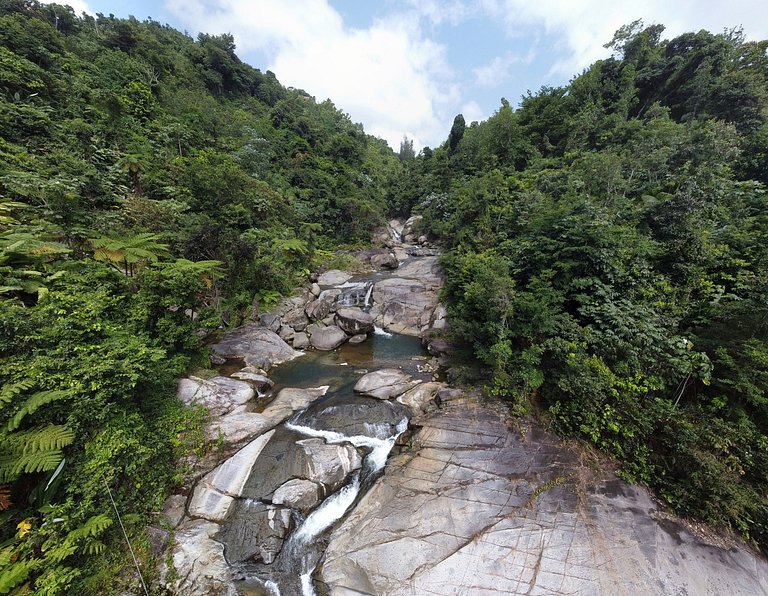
[0,558,39,594]
[20,425,75,454]
[0,425,74,483]
[82,540,106,555]
[0,380,35,407]
[70,514,112,540]
[7,390,70,432]
[0,449,65,481]
[43,543,77,564]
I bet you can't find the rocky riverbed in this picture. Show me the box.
[160,217,768,595]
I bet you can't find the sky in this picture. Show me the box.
[46,0,768,150]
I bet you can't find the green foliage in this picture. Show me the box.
[409,21,768,551]
[0,3,398,592]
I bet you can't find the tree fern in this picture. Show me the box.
[0,380,34,407]
[0,425,74,483]
[7,390,70,432]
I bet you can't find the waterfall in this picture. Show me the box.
[283,418,408,595]
[373,326,392,338]
[363,283,374,308]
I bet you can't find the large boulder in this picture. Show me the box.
[242,428,362,499]
[317,270,352,286]
[370,278,439,336]
[217,500,292,564]
[396,255,441,282]
[370,252,399,270]
[354,369,421,400]
[396,382,443,416]
[305,296,332,321]
[293,396,409,440]
[334,307,375,335]
[272,479,322,513]
[310,326,348,350]
[171,520,234,596]
[401,214,423,240]
[210,325,301,370]
[282,307,309,331]
[177,376,254,418]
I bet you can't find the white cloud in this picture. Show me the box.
[163,0,458,149]
[40,0,93,15]
[461,100,485,124]
[482,0,768,77]
[474,48,536,87]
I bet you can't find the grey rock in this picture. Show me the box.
[427,339,451,356]
[278,325,295,342]
[396,256,441,282]
[310,282,321,296]
[305,297,332,321]
[272,478,322,512]
[305,322,323,336]
[318,288,342,302]
[293,332,310,350]
[242,427,362,499]
[318,269,352,286]
[147,526,170,557]
[310,326,348,350]
[354,369,421,399]
[177,376,254,418]
[371,252,399,270]
[396,382,443,415]
[217,500,291,565]
[229,371,273,393]
[348,333,367,344]
[335,307,375,335]
[261,386,329,422]
[321,394,768,595]
[406,246,441,257]
[293,396,409,440]
[259,312,281,333]
[283,307,309,331]
[370,277,439,337]
[171,520,234,596]
[210,325,301,370]
[401,214,423,239]
[162,494,187,529]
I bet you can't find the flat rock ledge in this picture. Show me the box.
[319,392,768,595]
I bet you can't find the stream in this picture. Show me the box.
[226,329,428,595]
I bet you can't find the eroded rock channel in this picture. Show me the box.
[164,218,767,596]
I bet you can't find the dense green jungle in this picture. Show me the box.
[0,2,766,593]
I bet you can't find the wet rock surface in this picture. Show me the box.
[319,393,768,595]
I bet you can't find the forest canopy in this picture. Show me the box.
[0,2,399,593]
[393,20,768,552]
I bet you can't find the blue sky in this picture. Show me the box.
[49,0,768,150]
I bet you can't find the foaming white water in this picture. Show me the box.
[300,572,316,596]
[285,421,405,474]
[373,326,392,337]
[364,284,373,308]
[264,580,281,596]
[337,281,367,289]
[294,473,361,542]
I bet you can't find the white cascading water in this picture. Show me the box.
[373,326,392,337]
[284,418,408,595]
[363,283,373,308]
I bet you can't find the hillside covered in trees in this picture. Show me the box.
[395,21,768,553]
[0,2,400,593]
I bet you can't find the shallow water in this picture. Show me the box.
[228,317,429,595]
